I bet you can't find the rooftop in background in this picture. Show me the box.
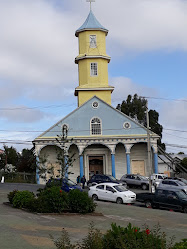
[75,10,108,37]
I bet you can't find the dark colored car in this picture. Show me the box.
[165,177,187,185]
[120,174,149,190]
[87,174,126,187]
[136,189,187,213]
[46,178,82,193]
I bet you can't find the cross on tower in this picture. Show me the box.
[86,0,95,10]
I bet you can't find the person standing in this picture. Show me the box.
[77,175,82,186]
[81,175,86,189]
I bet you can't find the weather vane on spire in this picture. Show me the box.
[86,0,95,11]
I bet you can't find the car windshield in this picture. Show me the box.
[176,181,186,186]
[114,185,128,192]
[108,176,117,181]
[67,180,76,186]
[177,191,187,199]
[180,179,187,185]
[62,179,76,186]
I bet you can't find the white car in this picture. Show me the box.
[88,182,136,204]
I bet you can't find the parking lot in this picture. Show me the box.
[0,183,187,249]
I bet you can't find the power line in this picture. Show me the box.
[0,103,76,111]
[140,96,187,103]
[0,127,187,133]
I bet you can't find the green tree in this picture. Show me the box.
[3,146,19,166]
[117,94,165,150]
[0,151,6,171]
[181,158,187,169]
[178,152,184,155]
[17,149,36,173]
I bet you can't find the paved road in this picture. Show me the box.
[0,183,186,249]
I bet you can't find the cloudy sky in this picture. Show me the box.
[0,0,187,154]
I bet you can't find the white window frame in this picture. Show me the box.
[90,117,102,135]
[90,62,98,76]
[90,35,97,48]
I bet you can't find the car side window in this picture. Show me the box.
[157,189,165,197]
[162,181,169,185]
[91,176,96,180]
[167,191,178,199]
[103,176,108,181]
[95,175,102,180]
[169,181,178,186]
[96,185,104,190]
[106,186,115,192]
[158,176,163,179]
[126,175,131,179]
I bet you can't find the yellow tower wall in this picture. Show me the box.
[78,58,109,87]
[78,90,112,106]
[79,31,107,55]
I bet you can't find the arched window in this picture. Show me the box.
[91,117,101,135]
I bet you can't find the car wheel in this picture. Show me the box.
[145,200,152,208]
[142,184,147,190]
[116,197,123,204]
[183,206,187,213]
[92,194,98,201]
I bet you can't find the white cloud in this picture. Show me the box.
[0,106,46,123]
[111,76,159,106]
[96,0,187,54]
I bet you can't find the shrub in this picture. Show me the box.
[173,239,187,249]
[32,186,69,213]
[7,190,19,204]
[68,189,96,214]
[102,223,171,249]
[45,178,62,188]
[51,223,178,249]
[81,222,103,249]
[12,190,35,209]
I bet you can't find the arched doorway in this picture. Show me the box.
[89,156,103,177]
[83,144,112,180]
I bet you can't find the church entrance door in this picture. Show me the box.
[89,156,103,179]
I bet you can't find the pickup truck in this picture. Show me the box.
[136,189,187,213]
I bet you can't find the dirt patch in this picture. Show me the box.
[21,234,54,247]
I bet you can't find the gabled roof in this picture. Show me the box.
[75,10,108,37]
[34,96,159,140]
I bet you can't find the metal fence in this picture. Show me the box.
[3,172,36,184]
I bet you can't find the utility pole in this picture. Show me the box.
[146,101,152,192]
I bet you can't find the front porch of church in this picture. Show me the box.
[34,136,158,184]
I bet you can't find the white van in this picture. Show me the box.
[151,173,167,188]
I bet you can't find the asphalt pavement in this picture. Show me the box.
[0,183,186,249]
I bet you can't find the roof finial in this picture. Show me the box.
[86,0,95,11]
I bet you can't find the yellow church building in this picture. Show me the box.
[33,6,159,184]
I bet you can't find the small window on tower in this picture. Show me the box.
[90,63,98,76]
[90,35,97,48]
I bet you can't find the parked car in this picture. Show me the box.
[120,174,149,190]
[136,189,187,213]
[165,177,187,185]
[158,179,187,194]
[46,178,82,192]
[88,182,136,204]
[151,173,167,188]
[87,174,126,187]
